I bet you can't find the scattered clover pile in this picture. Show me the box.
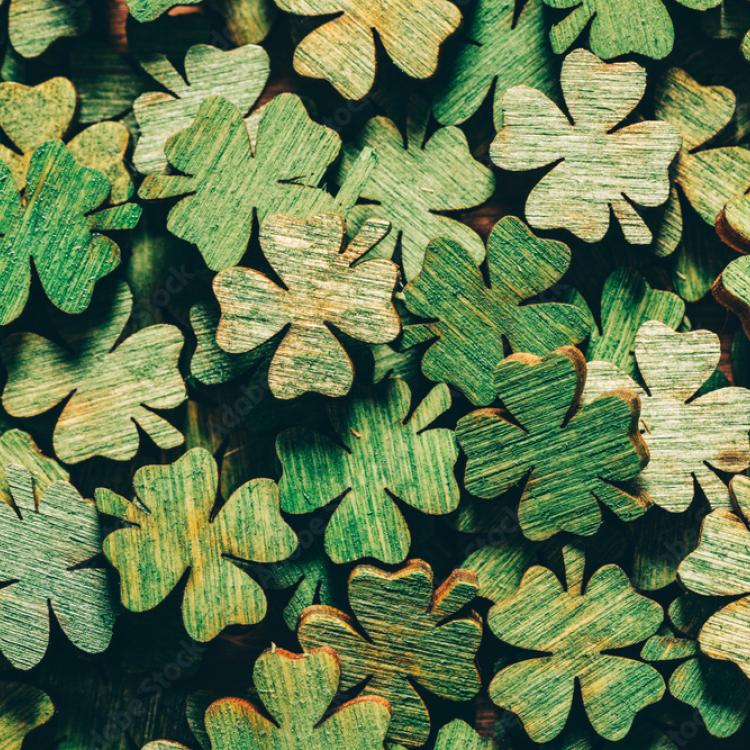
[4,1,750,749]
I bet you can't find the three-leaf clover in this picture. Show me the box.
[491,49,681,244]
[275,0,463,100]
[0,682,54,749]
[214,212,400,400]
[489,545,664,742]
[1,281,187,464]
[434,0,558,129]
[457,346,649,541]
[3,0,90,58]
[0,466,117,670]
[139,93,341,271]
[583,321,750,512]
[298,560,482,746]
[336,105,495,280]
[277,378,459,563]
[97,448,298,642]
[0,140,141,326]
[133,43,270,175]
[403,215,593,405]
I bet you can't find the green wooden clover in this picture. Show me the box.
[139,94,340,271]
[0,140,140,326]
[298,560,482,746]
[3,0,90,58]
[489,545,664,743]
[277,378,459,564]
[97,448,298,643]
[0,466,117,670]
[1,281,187,464]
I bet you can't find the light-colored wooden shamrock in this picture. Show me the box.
[491,49,681,245]
[0,682,54,749]
[336,103,494,280]
[543,0,720,60]
[126,0,201,21]
[214,212,400,400]
[298,560,482,746]
[133,44,269,175]
[403,216,593,406]
[434,0,557,129]
[714,255,750,337]
[3,0,90,58]
[0,140,141,326]
[97,448,298,642]
[489,544,664,743]
[1,281,186,464]
[457,346,648,541]
[0,466,117,670]
[678,475,750,680]
[140,94,341,271]
[144,647,392,750]
[274,0,463,100]
[277,378,458,564]
[583,321,750,512]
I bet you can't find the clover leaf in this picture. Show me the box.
[127,0,201,22]
[0,682,54,748]
[97,448,298,642]
[277,378,458,564]
[214,212,400,400]
[275,0,462,99]
[0,466,117,670]
[457,346,648,540]
[4,0,90,58]
[298,560,482,746]
[1,281,187,464]
[403,215,593,406]
[489,545,664,742]
[491,49,680,245]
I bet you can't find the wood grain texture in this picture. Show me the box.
[390,719,496,750]
[1,281,187,464]
[714,255,750,338]
[457,346,648,541]
[0,466,116,670]
[403,215,593,406]
[126,0,201,22]
[277,378,458,564]
[434,0,557,130]
[0,139,140,325]
[298,560,482,746]
[214,212,400,400]
[584,321,750,512]
[133,43,269,175]
[337,104,495,279]
[488,544,664,743]
[0,681,54,750]
[491,49,681,245]
[274,0,462,99]
[97,447,298,642]
[5,0,90,58]
[139,93,341,271]
[209,0,277,45]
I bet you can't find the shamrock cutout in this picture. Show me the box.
[489,544,664,743]
[298,560,482,746]
[126,0,201,21]
[0,682,54,749]
[146,648,391,750]
[97,448,298,642]
[0,466,116,670]
[140,94,340,271]
[457,346,648,541]
[491,49,681,244]
[1,281,187,464]
[0,77,135,202]
[583,321,750,512]
[679,475,750,679]
[133,44,269,175]
[277,378,459,564]
[336,104,495,280]
[587,268,685,377]
[714,255,750,337]
[434,0,558,129]
[4,0,90,58]
[214,212,400,400]
[0,140,141,326]
[404,216,592,405]
[275,0,462,100]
